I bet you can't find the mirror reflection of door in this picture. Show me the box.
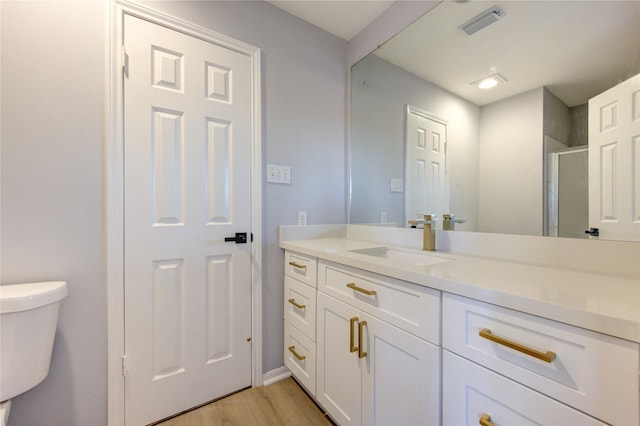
[588,73,640,242]
[405,105,448,227]
[548,147,589,239]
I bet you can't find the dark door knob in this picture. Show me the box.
[584,228,599,237]
[225,232,248,244]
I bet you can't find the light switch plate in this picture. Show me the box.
[390,178,404,193]
[267,164,291,184]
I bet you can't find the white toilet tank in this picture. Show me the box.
[0,281,67,402]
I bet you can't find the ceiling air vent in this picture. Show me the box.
[458,5,506,36]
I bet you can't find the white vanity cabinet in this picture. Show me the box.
[316,260,441,426]
[282,244,640,426]
[442,293,639,426]
[283,251,318,395]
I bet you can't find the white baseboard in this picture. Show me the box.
[262,366,291,386]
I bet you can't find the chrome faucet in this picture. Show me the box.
[408,214,436,251]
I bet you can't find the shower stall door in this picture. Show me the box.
[548,147,589,239]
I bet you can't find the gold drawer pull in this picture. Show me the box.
[346,282,377,296]
[358,320,368,358]
[479,328,556,363]
[288,261,307,269]
[288,298,306,310]
[288,345,306,361]
[350,317,358,353]
[479,414,494,426]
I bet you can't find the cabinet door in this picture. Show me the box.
[443,351,606,426]
[361,313,441,426]
[317,292,362,426]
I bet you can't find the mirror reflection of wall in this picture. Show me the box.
[349,0,640,240]
[351,57,589,235]
[351,54,480,230]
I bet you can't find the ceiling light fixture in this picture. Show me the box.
[470,69,508,89]
[458,5,506,36]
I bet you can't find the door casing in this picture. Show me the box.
[106,2,263,424]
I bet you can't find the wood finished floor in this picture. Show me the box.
[155,377,334,426]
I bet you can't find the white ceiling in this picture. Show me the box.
[267,1,395,41]
[268,0,640,107]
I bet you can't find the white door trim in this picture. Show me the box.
[106,2,262,424]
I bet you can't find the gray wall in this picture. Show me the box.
[478,88,545,236]
[569,103,589,147]
[351,54,480,229]
[0,1,347,425]
[543,88,571,144]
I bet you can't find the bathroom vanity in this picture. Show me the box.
[280,225,639,426]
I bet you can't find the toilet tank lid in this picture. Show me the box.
[0,281,68,313]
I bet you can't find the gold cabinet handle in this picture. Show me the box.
[358,320,368,358]
[350,317,358,353]
[346,282,377,296]
[479,414,494,426]
[288,261,306,269]
[479,328,556,363]
[288,298,306,310]
[288,345,306,361]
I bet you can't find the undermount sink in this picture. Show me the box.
[350,246,452,266]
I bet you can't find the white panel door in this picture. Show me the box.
[123,15,252,425]
[589,73,640,241]
[405,105,448,227]
[361,313,440,426]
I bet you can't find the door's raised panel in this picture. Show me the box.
[151,45,184,92]
[598,101,618,132]
[284,321,316,396]
[152,107,184,226]
[443,351,605,426]
[416,158,427,214]
[152,259,185,379]
[205,118,232,224]
[599,142,618,220]
[431,130,442,153]
[284,251,317,287]
[416,127,426,149]
[284,276,316,340]
[443,293,639,426]
[206,62,231,104]
[206,255,231,363]
[318,260,440,344]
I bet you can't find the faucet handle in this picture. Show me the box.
[408,213,437,227]
[443,213,466,231]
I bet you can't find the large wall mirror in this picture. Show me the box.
[350,0,639,241]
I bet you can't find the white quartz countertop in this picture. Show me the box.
[280,237,640,343]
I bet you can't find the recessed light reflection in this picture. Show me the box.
[478,78,498,89]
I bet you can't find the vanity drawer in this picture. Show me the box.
[284,320,316,396]
[284,276,316,341]
[285,251,317,287]
[443,351,605,426]
[443,293,639,426]
[318,260,440,344]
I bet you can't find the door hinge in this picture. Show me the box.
[121,354,127,377]
[122,45,129,77]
